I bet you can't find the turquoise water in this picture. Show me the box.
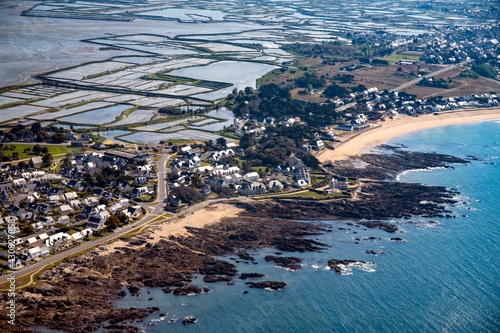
[113,120,500,332]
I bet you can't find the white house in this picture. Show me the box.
[268,179,284,192]
[58,215,70,225]
[71,232,83,242]
[59,205,73,214]
[239,182,266,196]
[131,186,150,197]
[81,228,93,238]
[64,192,78,201]
[31,222,44,232]
[243,172,260,182]
[330,177,348,190]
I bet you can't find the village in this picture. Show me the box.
[0,19,498,275]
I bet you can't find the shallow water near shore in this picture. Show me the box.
[110,120,499,332]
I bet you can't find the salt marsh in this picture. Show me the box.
[58,104,133,125]
[120,129,225,143]
[0,105,47,123]
[169,61,279,100]
[31,101,114,120]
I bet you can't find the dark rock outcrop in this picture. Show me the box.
[264,255,303,271]
[239,273,266,280]
[245,281,287,290]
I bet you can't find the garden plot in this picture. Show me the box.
[0,96,23,107]
[111,109,158,125]
[120,129,225,143]
[46,61,132,81]
[0,105,48,123]
[59,104,133,125]
[193,42,256,53]
[31,101,114,120]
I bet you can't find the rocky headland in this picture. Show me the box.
[0,148,468,332]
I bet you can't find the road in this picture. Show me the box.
[0,153,171,285]
[390,64,460,92]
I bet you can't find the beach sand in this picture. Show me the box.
[99,203,243,254]
[318,108,500,162]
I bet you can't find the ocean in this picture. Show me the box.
[115,120,499,332]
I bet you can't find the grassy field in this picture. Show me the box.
[1,144,80,161]
[381,54,421,64]
[274,189,344,199]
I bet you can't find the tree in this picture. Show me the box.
[105,215,121,230]
[22,225,35,235]
[33,144,42,155]
[42,152,53,165]
[51,132,66,143]
[41,146,49,154]
[116,213,128,225]
[12,152,19,160]
[216,137,227,148]
[62,157,72,168]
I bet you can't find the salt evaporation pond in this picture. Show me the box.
[100,130,132,144]
[189,108,235,131]
[169,61,279,100]
[121,129,225,143]
[59,104,133,125]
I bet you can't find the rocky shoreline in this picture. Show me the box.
[0,148,467,332]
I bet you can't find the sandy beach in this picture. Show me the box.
[318,108,500,162]
[99,203,244,254]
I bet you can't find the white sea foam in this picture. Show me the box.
[396,167,448,181]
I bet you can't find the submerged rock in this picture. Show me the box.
[358,221,399,233]
[264,255,303,271]
[172,285,202,296]
[239,273,266,280]
[327,259,374,274]
[182,316,197,325]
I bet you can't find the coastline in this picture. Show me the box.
[98,203,244,254]
[317,107,500,162]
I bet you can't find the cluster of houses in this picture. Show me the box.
[166,142,317,207]
[421,26,500,67]
[0,149,155,270]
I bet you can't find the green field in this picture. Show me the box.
[1,144,79,161]
[381,54,421,64]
